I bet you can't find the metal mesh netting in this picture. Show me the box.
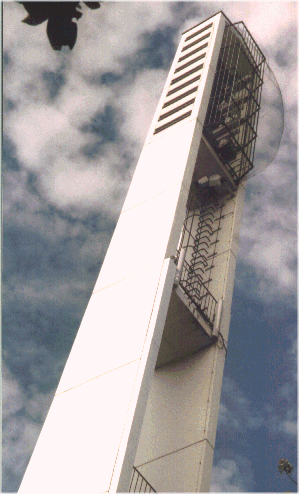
[203,22,265,184]
[203,20,284,184]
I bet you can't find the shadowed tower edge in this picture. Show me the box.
[19,11,266,493]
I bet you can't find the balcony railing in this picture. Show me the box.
[179,258,217,328]
[129,467,156,493]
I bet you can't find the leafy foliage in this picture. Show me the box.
[278,459,297,486]
[19,2,100,51]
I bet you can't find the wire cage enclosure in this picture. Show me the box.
[174,181,230,329]
[203,21,266,185]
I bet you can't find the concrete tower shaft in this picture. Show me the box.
[19,12,265,493]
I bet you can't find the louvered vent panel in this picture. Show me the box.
[178,42,209,63]
[153,22,214,136]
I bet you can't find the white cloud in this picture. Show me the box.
[4,277,87,306]
[56,73,113,127]
[3,4,62,103]
[218,377,265,432]
[237,159,297,304]
[219,363,297,440]
[222,2,296,48]
[4,2,297,233]
[69,3,175,75]
[264,402,297,440]
[3,416,41,483]
[211,459,246,492]
[5,95,131,219]
[281,420,297,437]
[6,105,81,170]
[2,365,24,420]
[3,169,43,225]
[2,364,55,486]
[118,68,167,146]
[40,151,127,216]
[3,3,179,220]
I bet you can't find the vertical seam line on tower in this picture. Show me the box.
[110,259,168,491]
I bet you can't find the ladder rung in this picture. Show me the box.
[205,265,214,272]
[202,278,212,284]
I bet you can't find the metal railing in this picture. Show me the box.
[174,183,223,329]
[179,258,217,328]
[129,467,157,493]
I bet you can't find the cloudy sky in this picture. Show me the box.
[2,1,297,492]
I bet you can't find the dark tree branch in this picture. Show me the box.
[287,474,297,485]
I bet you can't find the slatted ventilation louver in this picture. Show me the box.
[178,42,209,63]
[162,87,198,109]
[174,53,206,74]
[182,32,211,53]
[166,75,201,97]
[153,22,213,136]
[185,22,213,42]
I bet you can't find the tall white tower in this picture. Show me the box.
[19,11,267,493]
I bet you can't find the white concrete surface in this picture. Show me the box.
[121,119,199,214]
[19,12,245,494]
[134,116,247,494]
[135,343,227,492]
[20,360,141,494]
[92,182,188,292]
[137,441,208,492]
[56,261,165,395]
